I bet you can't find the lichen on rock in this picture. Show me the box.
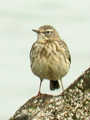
[9,67,90,120]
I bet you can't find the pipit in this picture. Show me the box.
[30,25,71,95]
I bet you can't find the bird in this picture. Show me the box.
[30,25,71,95]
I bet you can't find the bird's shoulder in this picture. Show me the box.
[58,40,71,63]
[30,42,37,60]
[30,41,43,59]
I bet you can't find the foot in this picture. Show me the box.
[37,91,42,96]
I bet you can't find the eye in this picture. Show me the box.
[44,30,52,35]
[46,31,50,34]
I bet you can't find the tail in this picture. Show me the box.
[50,80,60,90]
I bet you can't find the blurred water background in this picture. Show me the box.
[0,0,90,119]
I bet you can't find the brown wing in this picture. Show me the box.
[30,42,37,65]
[58,40,71,64]
[30,42,43,65]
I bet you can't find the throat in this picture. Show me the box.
[37,39,52,44]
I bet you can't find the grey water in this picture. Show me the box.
[0,0,90,119]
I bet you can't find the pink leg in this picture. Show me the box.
[37,79,43,96]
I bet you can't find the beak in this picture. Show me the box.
[32,29,40,33]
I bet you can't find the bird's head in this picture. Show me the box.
[32,25,60,42]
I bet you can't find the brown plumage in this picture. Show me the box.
[30,25,71,95]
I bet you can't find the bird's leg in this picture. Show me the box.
[60,79,64,91]
[58,79,64,92]
[37,79,43,96]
